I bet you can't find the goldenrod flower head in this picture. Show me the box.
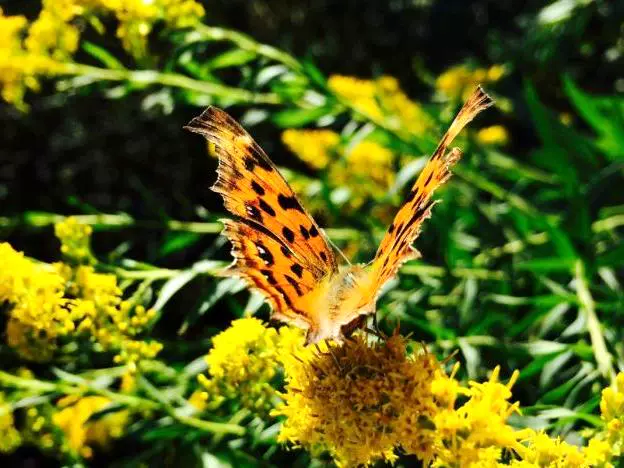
[1,240,160,364]
[198,318,305,415]
[282,129,341,170]
[513,429,586,467]
[274,333,441,467]
[52,395,129,458]
[476,125,510,146]
[328,139,395,207]
[55,216,95,264]
[592,371,624,461]
[0,8,63,109]
[431,367,521,467]
[0,393,22,454]
[436,64,506,101]
[328,74,432,137]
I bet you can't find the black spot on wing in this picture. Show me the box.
[280,245,291,258]
[320,252,327,262]
[259,199,276,216]
[261,269,278,285]
[309,225,319,237]
[284,275,303,296]
[278,194,304,213]
[290,263,303,278]
[256,242,274,266]
[282,227,295,243]
[244,157,256,171]
[246,204,263,222]
[424,171,434,187]
[300,225,310,240]
[251,180,265,196]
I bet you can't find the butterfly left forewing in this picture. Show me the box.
[185,107,337,278]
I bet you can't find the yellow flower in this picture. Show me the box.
[328,139,395,206]
[431,367,521,467]
[477,125,510,146]
[583,438,612,466]
[274,333,441,467]
[436,64,506,101]
[328,74,432,136]
[281,129,340,169]
[52,396,129,458]
[198,318,305,415]
[55,216,95,264]
[512,429,586,467]
[2,221,161,364]
[0,393,22,453]
[0,9,62,109]
[328,75,382,119]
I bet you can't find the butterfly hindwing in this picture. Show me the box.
[365,86,494,298]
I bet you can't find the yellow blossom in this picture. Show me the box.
[1,219,161,364]
[274,333,441,467]
[55,216,95,264]
[0,8,62,109]
[431,367,521,467]
[281,129,340,169]
[477,125,510,146]
[328,74,433,136]
[198,317,305,415]
[512,429,587,467]
[329,139,395,206]
[436,64,506,101]
[0,393,22,453]
[52,396,129,458]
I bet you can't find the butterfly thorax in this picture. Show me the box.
[305,264,376,345]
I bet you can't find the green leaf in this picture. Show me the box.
[204,49,257,70]
[159,232,201,257]
[516,257,576,273]
[563,75,624,160]
[272,106,332,128]
[82,41,126,70]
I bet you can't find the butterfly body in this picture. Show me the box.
[185,86,493,345]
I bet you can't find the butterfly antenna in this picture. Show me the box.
[325,230,353,267]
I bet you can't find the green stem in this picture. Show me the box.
[192,25,303,72]
[58,63,281,105]
[575,261,615,383]
[0,370,245,436]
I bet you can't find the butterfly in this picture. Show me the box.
[185,86,493,345]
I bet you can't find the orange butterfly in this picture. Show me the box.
[185,86,493,344]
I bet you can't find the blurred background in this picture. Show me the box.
[1,0,623,466]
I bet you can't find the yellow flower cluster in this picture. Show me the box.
[197,318,304,415]
[270,315,624,467]
[0,0,204,108]
[282,129,395,207]
[0,393,21,453]
[274,333,441,466]
[436,64,506,101]
[1,218,161,366]
[431,365,521,466]
[52,395,129,459]
[477,125,510,146]
[328,75,433,136]
[282,129,340,169]
[82,0,205,58]
[0,8,63,110]
[55,216,95,264]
